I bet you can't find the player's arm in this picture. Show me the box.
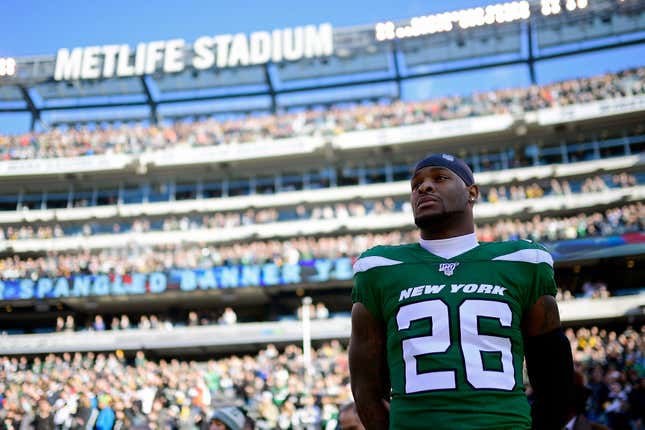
[349,302,390,430]
[522,294,574,430]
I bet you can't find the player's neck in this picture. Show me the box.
[420,222,475,240]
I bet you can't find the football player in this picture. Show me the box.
[349,153,574,430]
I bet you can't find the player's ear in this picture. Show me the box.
[468,184,479,204]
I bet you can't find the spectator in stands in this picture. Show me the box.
[582,176,610,193]
[562,180,573,195]
[2,402,27,430]
[55,316,65,332]
[605,381,632,430]
[549,179,564,196]
[525,182,545,199]
[123,399,148,430]
[149,314,160,329]
[92,315,106,331]
[487,187,500,203]
[72,392,95,430]
[315,302,330,320]
[188,311,200,326]
[64,315,75,332]
[338,402,366,430]
[209,407,246,430]
[257,391,280,429]
[119,314,130,330]
[556,288,574,302]
[32,398,55,430]
[138,315,151,329]
[582,280,609,299]
[110,316,120,331]
[53,390,76,429]
[112,399,132,430]
[612,172,637,188]
[297,302,316,321]
[219,307,237,325]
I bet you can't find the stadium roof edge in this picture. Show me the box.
[1,0,644,128]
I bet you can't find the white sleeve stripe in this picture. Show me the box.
[492,249,554,267]
[353,256,404,274]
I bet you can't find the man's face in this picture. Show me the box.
[410,166,472,229]
[210,419,227,430]
[339,408,365,430]
[38,400,50,413]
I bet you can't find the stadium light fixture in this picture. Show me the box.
[541,0,562,15]
[563,0,588,11]
[0,57,16,77]
[375,1,530,41]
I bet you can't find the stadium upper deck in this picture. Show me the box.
[0,67,643,212]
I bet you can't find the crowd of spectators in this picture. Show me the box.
[0,197,402,241]
[53,308,245,336]
[0,341,352,430]
[56,314,175,334]
[0,202,640,280]
[0,172,639,242]
[0,325,642,429]
[0,68,643,160]
[556,279,611,302]
[476,202,642,243]
[565,326,645,430]
[76,303,328,331]
[46,303,332,338]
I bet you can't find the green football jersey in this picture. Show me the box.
[351,240,557,430]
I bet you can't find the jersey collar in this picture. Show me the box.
[418,232,479,260]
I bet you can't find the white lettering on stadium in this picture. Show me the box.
[54,24,333,81]
[399,283,506,301]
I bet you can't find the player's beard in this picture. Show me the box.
[413,198,469,231]
[414,209,460,230]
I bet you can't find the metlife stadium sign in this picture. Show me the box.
[54,23,333,81]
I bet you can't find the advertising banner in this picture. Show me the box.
[0,257,354,301]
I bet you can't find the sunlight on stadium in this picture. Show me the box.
[0,0,643,429]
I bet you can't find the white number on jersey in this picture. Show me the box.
[396,299,516,393]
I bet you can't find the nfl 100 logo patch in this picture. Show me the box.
[438,262,459,276]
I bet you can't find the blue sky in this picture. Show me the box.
[1,0,644,133]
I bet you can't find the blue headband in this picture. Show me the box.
[413,153,475,186]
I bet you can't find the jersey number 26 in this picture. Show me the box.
[397,299,516,393]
